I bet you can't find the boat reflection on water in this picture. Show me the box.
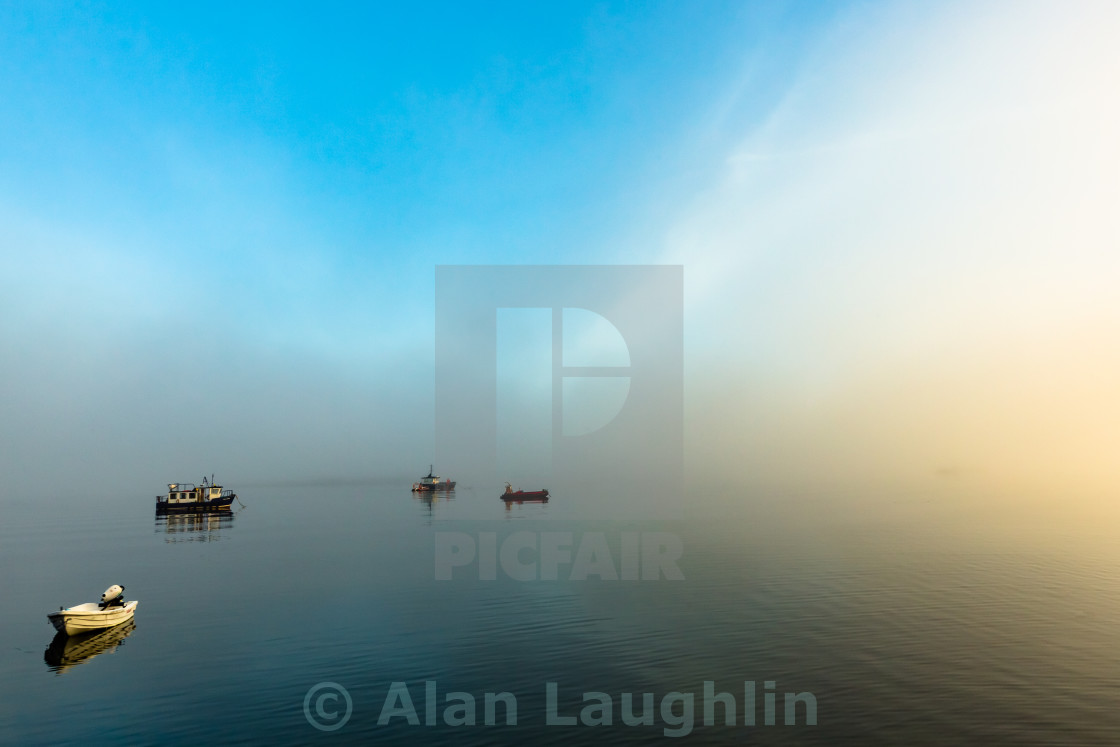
[44,620,136,674]
[155,511,236,542]
[413,490,455,523]
[503,496,551,513]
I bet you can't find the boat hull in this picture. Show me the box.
[412,482,456,492]
[155,494,235,513]
[501,490,549,501]
[48,601,138,636]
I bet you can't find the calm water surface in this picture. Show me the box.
[1,484,1117,744]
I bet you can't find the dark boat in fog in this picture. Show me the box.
[156,476,236,513]
[501,483,549,501]
[412,465,456,492]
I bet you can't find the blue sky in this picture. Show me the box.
[1,3,833,357]
[2,1,1118,500]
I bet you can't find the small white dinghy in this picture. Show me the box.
[48,585,138,636]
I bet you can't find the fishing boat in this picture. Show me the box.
[156,475,236,513]
[412,465,456,492]
[501,483,550,501]
[47,585,138,636]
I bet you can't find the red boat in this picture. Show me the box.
[501,483,549,502]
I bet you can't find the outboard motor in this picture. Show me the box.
[99,584,126,609]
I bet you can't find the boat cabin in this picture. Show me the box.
[163,483,222,505]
